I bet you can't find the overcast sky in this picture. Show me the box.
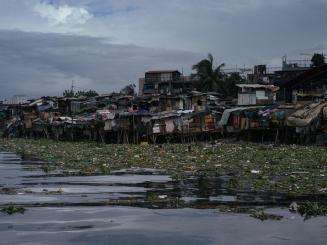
[0,0,327,99]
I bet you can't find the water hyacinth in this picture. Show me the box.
[1,138,326,196]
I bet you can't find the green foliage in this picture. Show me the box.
[250,210,283,221]
[298,202,327,220]
[2,138,326,196]
[224,73,245,98]
[63,89,99,98]
[217,206,283,221]
[1,205,25,215]
[192,53,225,93]
[192,54,241,98]
[311,53,325,67]
[120,84,135,96]
[63,89,75,98]
[75,90,99,98]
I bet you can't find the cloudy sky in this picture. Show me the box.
[0,0,327,99]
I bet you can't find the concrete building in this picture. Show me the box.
[139,70,193,96]
[278,64,327,103]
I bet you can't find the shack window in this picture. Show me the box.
[256,90,268,100]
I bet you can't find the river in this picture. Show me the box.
[0,149,326,244]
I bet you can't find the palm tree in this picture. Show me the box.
[191,53,225,93]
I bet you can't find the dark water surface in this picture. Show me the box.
[0,150,326,244]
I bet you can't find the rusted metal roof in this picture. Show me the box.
[236,84,279,92]
[280,64,327,88]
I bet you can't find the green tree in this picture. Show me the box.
[120,84,135,96]
[75,90,99,98]
[63,89,74,97]
[223,72,244,98]
[311,53,325,67]
[191,54,225,93]
[63,89,99,98]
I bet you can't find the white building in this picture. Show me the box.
[236,84,279,106]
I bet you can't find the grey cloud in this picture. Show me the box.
[75,0,327,65]
[1,1,327,66]
[0,1,327,99]
[0,30,202,99]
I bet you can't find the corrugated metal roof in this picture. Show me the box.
[146,70,180,74]
[236,84,279,92]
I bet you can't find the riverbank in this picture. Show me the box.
[1,138,326,196]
